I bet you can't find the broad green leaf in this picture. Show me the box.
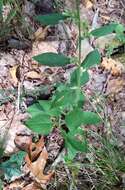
[115,24,125,42]
[48,107,61,117]
[65,108,84,131]
[25,113,52,134]
[0,151,25,181]
[70,68,89,86]
[65,108,101,131]
[81,49,101,69]
[27,103,43,117]
[81,111,101,125]
[33,52,70,67]
[28,101,61,117]
[91,23,118,37]
[38,100,61,116]
[35,13,69,25]
[62,131,87,159]
[115,24,125,33]
[51,88,84,109]
[38,100,52,111]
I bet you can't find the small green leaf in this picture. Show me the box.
[81,49,101,69]
[65,108,101,131]
[115,24,125,42]
[33,52,70,67]
[70,68,89,86]
[27,103,43,117]
[81,111,101,125]
[51,87,84,109]
[115,24,125,33]
[91,23,118,37]
[35,13,69,25]
[0,151,26,181]
[25,113,52,134]
[48,108,61,117]
[65,108,84,131]
[62,131,87,159]
[38,100,52,111]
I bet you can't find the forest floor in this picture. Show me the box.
[1,0,125,189]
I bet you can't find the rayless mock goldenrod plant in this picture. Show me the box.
[25,0,125,160]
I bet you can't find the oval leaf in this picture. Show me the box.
[35,13,69,25]
[81,49,101,69]
[27,103,44,117]
[25,114,52,135]
[33,52,70,67]
[91,23,118,38]
[65,108,101,131]
[62,131,87,159]
[70,68,89,86]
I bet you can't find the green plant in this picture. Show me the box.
[0,0,33,42]
[25,0,125,161]
[0,0,16,39]
[89,134,125,190]
[25,0,102,160]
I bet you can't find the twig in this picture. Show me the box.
[92,8,99,30]
[120,0,125,9]
[51,148,65,170]
[84,168,96,190]
[63,159,78,190]
[16,52,26,112]
[16,81,21,113]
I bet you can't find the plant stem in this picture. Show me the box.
[75,0,82,101]
[76,0,81,66]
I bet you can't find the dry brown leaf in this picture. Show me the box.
[14,135,32,154]
[4,179,41,190]
[25,138,53,188]
[3,179,24,190]
[101,15,110,21]
[33,26,49,41]
[29,137,45,161]
[9,65,19,85]
[26,71,41,79]
[0,108,30,155]
[84,0,93,8]
[22,182,42,190]
[101,57,124,76]
[106,78,125,95]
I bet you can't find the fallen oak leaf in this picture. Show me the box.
[14,135,32,155]
[22,182,42,190]
[29,137,45,161]
[15,136,44,161]
[25,147,53,187]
